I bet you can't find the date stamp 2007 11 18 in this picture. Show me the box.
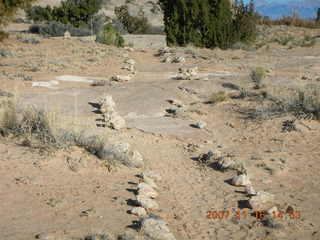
[206,210,301,220]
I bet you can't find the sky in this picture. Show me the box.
[243,0,320,19]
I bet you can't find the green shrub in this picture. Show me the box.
[159,0,257,49]
[96,24,124,47]
[115,5,151,34]
[26,0,103,29]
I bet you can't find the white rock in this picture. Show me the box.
[97,143,144,168]
[111,75,132,82]
[124,47,134,52]
[64,31,71,39]
[172,56,185,63]
[140,215,176,240]
[137,195,159,210]
[266,206,278,216]
[143,176,158,189]
[231,174,251,186]
[161,56,173,63]
[175,73,192,80]
[99,95,116,113]
[130,150,144,168]
[249,191,275,210]
[138,182,158,199]
[104,112,126,130]
[118,230,139,240]
[142,171,162,182]
[122,65,135,72]
[179,67,198,76]
[245,185,257,195]
[124,58,136,65]
[194,121,207,129]
[131,207,147,217]
[157,47,174,57]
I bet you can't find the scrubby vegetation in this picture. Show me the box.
[0,0,37,41]
[159,0,257,49]
[115,5,151,34]
[96,24,124,47]
[26,0,125,46]
[0,98,108,157]
[250,67,266,89]
[245,85,320,120]
[210,91,230,104]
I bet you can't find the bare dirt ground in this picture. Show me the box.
[0,26,320,240]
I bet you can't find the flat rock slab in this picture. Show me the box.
[55,75,95,83]
[127,117,210,137]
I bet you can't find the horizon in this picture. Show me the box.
[243,0,320,19]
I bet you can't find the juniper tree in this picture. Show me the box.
[159,0,257,49]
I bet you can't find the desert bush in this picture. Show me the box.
[115,5,151,34]
[17,35,41,44]
[0,100,112,159]
[29,22,91,37]
[96,24,124,47]
[231,42,256,51]
[271,35,316,48]
[250,67,266,89]
[0,0,37,41]
[210,91,229,104]
[0,48,13,58]
[246,84,320,120]
[0,31,9,42]
[0,99,19,136]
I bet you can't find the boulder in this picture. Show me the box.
[156,47,174,57]
[97,143,144,168]
[172,56,185,63]
[249,191,275,210]
[118,230,139,240]
[64,31,71,39]
[142,171,162,182]
[124,58,136,65]
[245,185,257,196]
[138,183,158,199]
[84,233,115,240]
[231,174,251,187]
[161,56,173,63]
[140,215,176,240]
[111,75,132,82]
[98,95,116,113]
[131,207,147,217]
[194,121,207,129]
[104,112,126,130]
[137,195,159,210]
[143,176,158,189]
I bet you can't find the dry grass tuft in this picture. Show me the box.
[210,91,230,104]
